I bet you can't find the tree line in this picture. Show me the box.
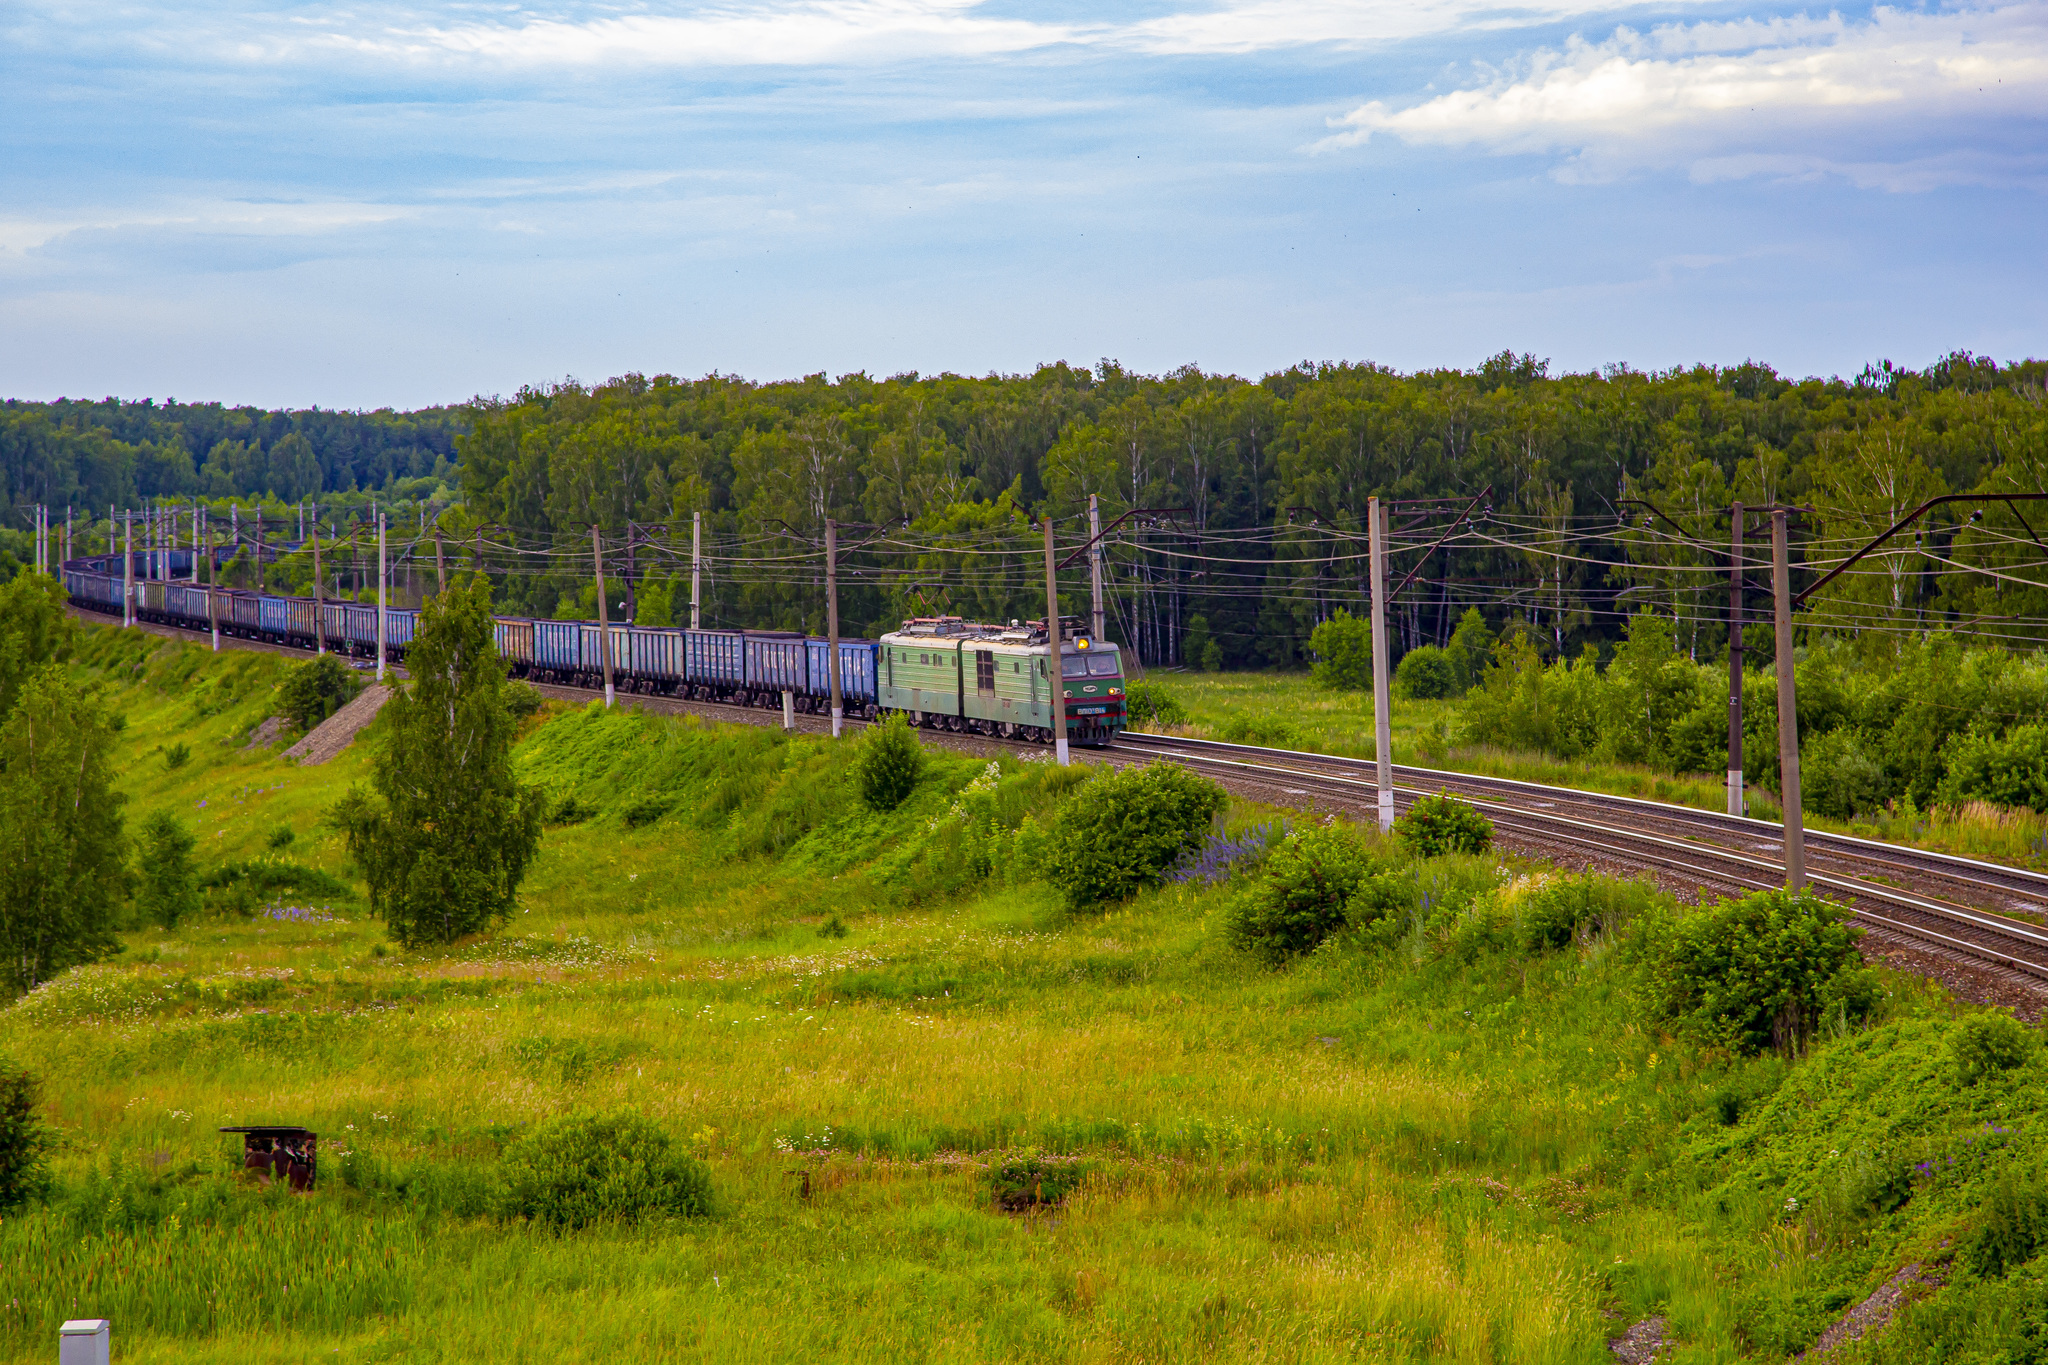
[452,352,2048,665]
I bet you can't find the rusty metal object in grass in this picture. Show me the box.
[220,1125,317,1191]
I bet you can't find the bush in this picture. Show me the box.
[505,682,544,719]
[622,798,670,828]
[496,1113,713,1229]
[1803,729,1890,819]
[1967,1173,2048,1280]
[1950,1011,2036,1085]
[1309,610,1372,691]
[1394,646,1458,700]
[1123,681,1187,728]
[162,741,190,771]
[136,811,201,930]
[1394,791,1494,857]
[1640,888,1877,1054]
[277,653,364,733]
[1226,823,1378,962]
[266,823,294,850]
[857,712,925,811]
[1938,724,2048,813]
[0,1059,52,1211]
[987,1152,1090,1210]
[547,792,596,826]
[1044,761,1229,910]
[1519,874,1649,952]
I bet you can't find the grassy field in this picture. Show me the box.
[1136,669,2048,868]
[0,626,2041,1361]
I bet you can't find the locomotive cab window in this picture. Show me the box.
[1087,652,1120,676]
[1061,654,1088,678]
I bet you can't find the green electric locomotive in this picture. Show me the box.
[875,616,1126,746]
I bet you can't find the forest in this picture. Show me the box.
[6,351,2046,673]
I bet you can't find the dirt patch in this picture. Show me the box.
[242,716,290,749]
[1609,1316,1667,1364]
[283,685,391,766]
[1799,1263,1945,1359]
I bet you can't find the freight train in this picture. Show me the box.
[61,554,1125,746]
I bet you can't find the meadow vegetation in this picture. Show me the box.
[0,622,2045,1361]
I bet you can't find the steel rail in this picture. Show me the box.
[1122,737,2048,977]
[1118,731,2048,901]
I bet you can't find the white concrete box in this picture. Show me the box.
[59,1319,110,1365]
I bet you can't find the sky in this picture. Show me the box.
[4,0,2046,408]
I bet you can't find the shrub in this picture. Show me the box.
[857,712,925,812]
[1519,874,1650,952]
[987,1152,1089,1210]
[1968,1175,2048,1280]
[136,811,201,930]
[496,1113,713,1229]
[505,682,545,719]
[277,653,364,733]
[622,798,670,828]
[1394,646,1458,700]
[1803,729,1890,819]
[1938,724,2048,814]
[547,792,596,826]
[1123,681,1187,729]
[1394,791,1494,857]
[1044,761,1228,910]
[266,823,294,850]
[1950,1011,2036,1085]
[162,741,190,771]
[1226,823,1377,962]
[1309,610,1372,691]
[1639,888,1877,1054]
[0,1059,52,1211]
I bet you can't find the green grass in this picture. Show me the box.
[1138,670,2048,868]
[0,625,2043,1361]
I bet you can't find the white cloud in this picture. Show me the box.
[1323,3,2048,188]
[0,200,415,259]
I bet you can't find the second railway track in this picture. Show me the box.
[82,608,2048,987]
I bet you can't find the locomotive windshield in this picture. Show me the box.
[1062,648,1121,678]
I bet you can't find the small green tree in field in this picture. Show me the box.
[1309,610,1371,691]
[333,576,544,947]
[1045,761,1228,909]
[1394,646,1458,700]
[0,1059,53,1211]
[277,653,364,732]
[857,712,924,811]
[0,667,128,997]
[136,811,201,930]
[1394,790,1493,857]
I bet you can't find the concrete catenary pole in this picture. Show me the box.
[691,510,702,630]
[826,518,843,738]
[592,525,615,708]
[376,512,388,683]
[1727,502,1745,818]
[1088,493,1106,643]
[312,515,325,656]
[1772,508,1805,891]
[122,511,134,627]
[1044,516,1069,767]
[206,509,219,651]
[1369,496,1394,832]
[433,522,446,595]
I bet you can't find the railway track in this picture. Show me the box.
[80,607,2048,988]
[1118,731,2048,983]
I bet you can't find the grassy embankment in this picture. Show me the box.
[0,625,2043,1361]
[1138,670,2048,868]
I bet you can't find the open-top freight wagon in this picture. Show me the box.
[61,557,1124,746]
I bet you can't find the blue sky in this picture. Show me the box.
[4,0,2045,407]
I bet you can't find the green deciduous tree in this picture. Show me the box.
[0,573,74,721]
[0,667,128,997]
[333,576,545,947]
[136,811,201,930]
[0,1058,53,1211]
[1308,609,1371,691]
